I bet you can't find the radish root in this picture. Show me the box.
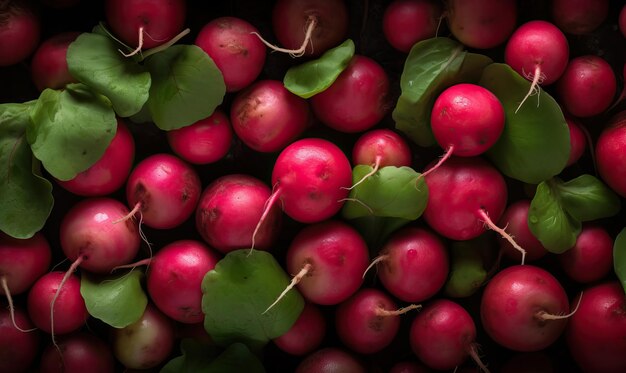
[362,254,388,279]
[338,197,374,215]
[119,26,145,58]
[515,65,546,114]
[250,184,283,255]
[477,208,526,265]
[536,291,583,321]
[343,156,382,191]
[262,263,312,315]
[251,15,317,57]
[418,144,454,181]
[468,342,491,373]
[375,303,421,317]
[1,276,36,332]
[51,256,84,353]
[110,258,152,273]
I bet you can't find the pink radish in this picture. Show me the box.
[497,200,547,262]
[56,119,135,197]
[273,302,327,356]
[382,0,443,53]
[230,79,311,153]
[557,224,613,283]
[295,347,365,373]
[550,0,609,35]
[595,110,626,197]
[30,31,79,91]
[195,16,266,92]
[0,304,40,373]
[310,55,390,134]
[0,1,40,66]
[565,116,587,167]
[196,174,282,254]
[566,281,626,373]
[410,299,488,372]
[480,265,571,352]
[124,153,202,229]
[166,108,233,165]
[39,332,116,373]
[446,0,517,49]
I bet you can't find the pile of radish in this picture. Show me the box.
[2,0,626,372]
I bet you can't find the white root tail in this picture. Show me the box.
[1,276,36,332]
[536,291,584,321]
[468,342,491,373]
[477,208,526,265]
[362,254,388,279]
[515,65,546,114]
[250,184,283,255]
[375,303,421,317]
[262,263,312,315]
[250,15,318,57]
[343,156,382,191]
[418,145,454,181]
[50,256,84,352]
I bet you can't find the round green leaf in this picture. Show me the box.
[556,174,622,222]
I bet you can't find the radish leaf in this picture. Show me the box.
[555,174,621,222]
[614,228,626,295]
[162,340,265,373]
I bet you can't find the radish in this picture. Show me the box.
[620,5,626,38]
[196,174,282,254]
[39,332,116,373]
[565,116,586,167]
[166,108,232,165]
[367,227,449,303]
[480,265,571,352]
[273,301,327,356]
[382,0,443,53]
[124,153,202,229]
[550,0,609,35]
[446,0,517,49]
[504,20,569,113]
[30,31,79,91]
[335,288,419,354]
[195,16,266,92]
[557,224,613,284]
[556,55,617,118]
[230,79,311,153]
[0,304,40,373]
[146,240,221,324]
[497,200,547,262]
[0,0,40,66]
[596,110,626,197]
[566,281,626,373]
[410,299,488,372]
[295,347,365,373]
[310,55,390,134]
[56,119,135,197]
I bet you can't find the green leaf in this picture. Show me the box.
[479,63,570,184]
[556,174,622,222]
[283,39,355,98]
[444,237,489,298]
[146,45,226,130]
[161,339,217,373]
[614,228,626,295]
[528,180,581,253]
[80,270,148,328]
[0,103,54,239]
[27,84,117,181]
[202,250,304,351]
[67,32,151,117]
[206,343,265,373]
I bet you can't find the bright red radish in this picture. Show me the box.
[558,224,613,284]
[550,0,609,35]
[369,227,448,303]
[556,55,617,118]
[497,200,547,262]
[56,119,135,197]
[565,116,586,167]
[196,174,282,253]
[410,299,487,372]
[195,16,266,92]
[0,1,40,66]
[596,111,626,197]
[39,332,116,373]
[30,31,79,91]
[125,153,202,229]
[273,302,327,356]
[60,197,140,274]
[230,79,311,153]
[382,0,442,53]
[480,265,571,352]
[310,55,390,134]
[295,347,365,373]
[146,240,220,324]
[166,108,232,165]
[566,282,626,373]
[0,304,40,373]
[446,0,517,49]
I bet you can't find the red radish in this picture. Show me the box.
[550,0,609,35]
[480,265,571,352]
[56,119,135,197]
[112,304,175,370]
[0,1,40,66]
[352,128,412,170]
[146,240,220,324]
[39,332,116,373]
[556,55,617,118]
[620,5,626,38]
[194,16,266,92]
[196,174,282,253]
[368,227,448,303]
[230,80,311,153]
[389,361,433,373]
[558,224,613,284]
[382,0,443,53]
[104,0,186,52]
[335,288,418,354]
[295,347,365,373]
[310,55,390,134]
[30,31,79,91]
[596,111,626,197]
[504,20,569,112]
[446,0,517,49]
[273,302,327,356]
[566,282,626,373]
[166,109,232,165]
[60,197,141,274]
[124,153,202,229]
[410,299,488,372]
[497,200,547,262]
[565,116,587,167]
[27,271,88,335]
[0,304,40,373]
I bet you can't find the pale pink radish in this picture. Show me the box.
[56,119,135,197]
[565,116,587,167]
[39,332,116,373]
[166,109,233,165]
[195,16,266,92]
[0,1,40,66]
[596,110,626,197]
[230,79,311,153]
[410,299,488,372]
[497,200,547,262]
[310,55,390,133]
[446,0,517,49]
[558,224,613,283]
[295,347,365,373]
[550,0,609,35]
[30,31,79,91]
[273,302,327,356]
[0,304,40,373]
[382,0,443,53]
